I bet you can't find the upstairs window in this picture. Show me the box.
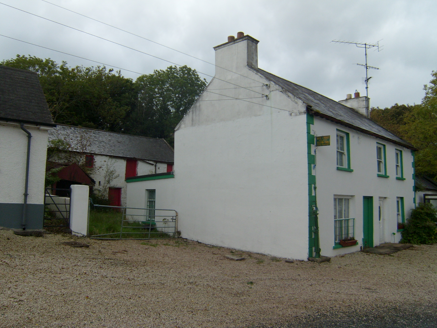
[395,149,405,180]
[376,143,388,178]
[336,130,352,172]
[85,155,94,168]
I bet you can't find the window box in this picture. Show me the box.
[397,223,405,230]
[339,239,358,247]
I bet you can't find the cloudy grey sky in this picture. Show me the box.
[1,0,436,109]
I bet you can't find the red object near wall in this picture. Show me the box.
[125,159,137,179]
[167,164,173,173]
[108,187,122,207]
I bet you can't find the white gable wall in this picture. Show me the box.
[0,122,49,229]
[313,117,415,256]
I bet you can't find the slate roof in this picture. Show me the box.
[253,68,414,149]
[0,66,55,126]
[49,125,174,163]
[416,176,437,192]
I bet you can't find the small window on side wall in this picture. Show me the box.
[85,155,94,168]
[336,130,352,172]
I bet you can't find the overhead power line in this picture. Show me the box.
[0,2,266,98]
[0,34,294,114]
[41,0,268,88]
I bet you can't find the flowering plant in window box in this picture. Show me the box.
[397,223,405,230]
[339,238,357,247]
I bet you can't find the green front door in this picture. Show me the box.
[363,196,374,248]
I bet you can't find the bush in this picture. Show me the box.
[401,203,437,244]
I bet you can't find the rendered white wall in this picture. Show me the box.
[70,185,89,236]
[0,122,49,205]
[126,177,176,233]
[313,118,415,257]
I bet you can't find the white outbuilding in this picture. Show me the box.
[0,66,55,230]
[127,33,416,260]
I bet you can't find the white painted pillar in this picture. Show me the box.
[70,185,89,237]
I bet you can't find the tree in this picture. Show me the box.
[125,65,207,145]
[370,104,414,139]
[1,55,136,131]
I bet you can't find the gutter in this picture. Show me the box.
[20,123,32,230]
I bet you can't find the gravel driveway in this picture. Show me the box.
[1,229,437,327]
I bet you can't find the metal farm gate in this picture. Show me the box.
[44,188,71,232]
[89,203,178,240]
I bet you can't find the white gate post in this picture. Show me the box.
[70,185,89,237]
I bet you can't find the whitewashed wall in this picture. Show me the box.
[313,118,415,257]
[0,122,49,205]
[126,177,176,233]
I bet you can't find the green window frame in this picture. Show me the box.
[376,143,389,178]
[336,130,353,172]
[396,197,405,230]
[395,149,405,180]
[146,189,156,220]
[333,197,355,246]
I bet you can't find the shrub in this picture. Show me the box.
[401,203,437,244]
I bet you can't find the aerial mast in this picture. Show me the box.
[332,40,380,113]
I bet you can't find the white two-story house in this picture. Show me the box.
[127,33,415,260]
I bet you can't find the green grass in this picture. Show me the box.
[89,210,173,239]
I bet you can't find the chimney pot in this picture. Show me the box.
[354,91,360,98]
[346,94,352,100]
[228,35,235,42]
[237,31,244,39]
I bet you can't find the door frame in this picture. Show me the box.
[363,196,374,248]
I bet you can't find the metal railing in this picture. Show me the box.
[334,217,355,243]
[89,204,178,240]
[44,188,71,230]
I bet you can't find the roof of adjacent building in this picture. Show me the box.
[0,66,55,126]
[416,176,437,192]
[253,68,414,149]
[49,125,174,163]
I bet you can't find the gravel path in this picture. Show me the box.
[1,229,437,327]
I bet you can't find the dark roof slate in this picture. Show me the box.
[0,66,54,126]
[416,176,437,192]
[49,125,174,163]
[253,68,414,149]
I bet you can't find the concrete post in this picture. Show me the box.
[70,185,89,237]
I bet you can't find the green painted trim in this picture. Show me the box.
[126,174,174,183]
[337,167,354,172]
[397,229,405,232]
[412,150,416,207]
[377,174,390,178]
[0,203,44,229]
[336,129,352,170]
[396,177,406,181]
[307,112,320,259]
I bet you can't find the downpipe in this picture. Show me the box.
[20,123,32,230]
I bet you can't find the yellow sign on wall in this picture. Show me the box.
[316,136,330,146]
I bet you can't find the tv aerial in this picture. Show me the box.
[332,40,381,105]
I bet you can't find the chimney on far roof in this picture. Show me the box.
[213,32,259,78]
[339,90,370,118]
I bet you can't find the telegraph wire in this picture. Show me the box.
[41,0,268,88]
[0,2,266,97]
[0,34,144,76]
[0,33,294,113]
